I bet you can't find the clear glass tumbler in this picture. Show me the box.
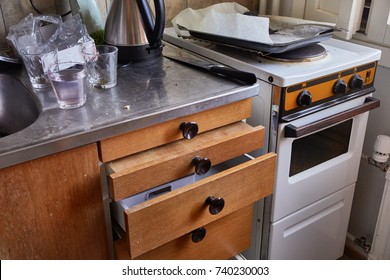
[47,62,88,109]
[20,45,57,88]
[82,45,118,89]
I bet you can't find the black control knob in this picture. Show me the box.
[297,90,312,107]
[332,79,347,95]
[349,74,364,90]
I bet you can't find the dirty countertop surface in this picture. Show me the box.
[0,44,259,169]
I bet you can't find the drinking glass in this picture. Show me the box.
[20,45,57,88]
[47,62,88,109]
[82,45,118,89]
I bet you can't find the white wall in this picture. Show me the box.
[348,64,390,245]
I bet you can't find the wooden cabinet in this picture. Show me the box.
[100,99,276,260]
[0,144,109,259]
[0,98,276,260]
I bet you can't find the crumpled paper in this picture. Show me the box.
[172,3,273,45]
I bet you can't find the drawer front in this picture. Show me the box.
[98,99,252,162]
[108,122,264,201]
[123,152,276,259]
[115,205,253,260]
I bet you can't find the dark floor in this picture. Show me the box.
[341,238,368,260]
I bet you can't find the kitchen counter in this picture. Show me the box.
[0,45,259,169]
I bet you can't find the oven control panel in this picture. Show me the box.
[280,62,377,120]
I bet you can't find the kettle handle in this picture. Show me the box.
[136,0,165,49]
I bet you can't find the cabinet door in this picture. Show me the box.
[304,0,340,22]
[305,0,364,39]
[0,144,109,259]
[366,0,390,45]
[280,0,364,39]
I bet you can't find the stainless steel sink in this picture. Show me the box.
[0,74,40,137]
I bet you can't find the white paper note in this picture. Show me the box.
[172,3,274,45]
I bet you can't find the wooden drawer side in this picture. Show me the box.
[115,205,253,260]
[108,122,265,200]
[98,99,252,162]
[124,152,276,258]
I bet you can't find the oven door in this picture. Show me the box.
[271,94,379,222]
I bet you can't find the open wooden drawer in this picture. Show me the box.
[115,205,254,260]
[113,152,276,259]
[107,121,265,201]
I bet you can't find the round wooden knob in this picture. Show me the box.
[191,227,206,243]
[192,156,211,175]
[205,196,225,215]
[179,122,198,139]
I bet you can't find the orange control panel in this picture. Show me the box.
[283,62,377,112]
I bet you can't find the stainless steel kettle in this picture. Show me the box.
[104,0,165,63]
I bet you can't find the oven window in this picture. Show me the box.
[289,119,353,176]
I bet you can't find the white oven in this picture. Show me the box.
[163,27,381,259]
[268,93,378,259]
[273,94,378,222]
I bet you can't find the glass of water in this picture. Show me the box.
[47,62,88,109]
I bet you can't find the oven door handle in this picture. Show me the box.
[284,97,380,138]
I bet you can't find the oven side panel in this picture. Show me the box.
[242,80,275,260]
[246,80,274,156]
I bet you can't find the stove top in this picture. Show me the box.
[264,44,327,62]
[163,27,381,87]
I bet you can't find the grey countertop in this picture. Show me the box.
[0,44,259,169]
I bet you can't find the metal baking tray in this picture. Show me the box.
[182,24,340,54]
